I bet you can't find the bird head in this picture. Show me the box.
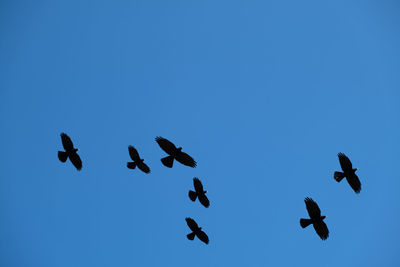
[141,159,144,162]
[204,190,208,194]
[177,147,182,151]
[321,216,326,220]
[353,168,358,172]
[74,148,79,152]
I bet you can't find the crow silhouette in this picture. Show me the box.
[300,197,329,240]
[334,152,361,193]
[155,136,196,168]
[188,178,209,208]
[127,145,150,174]
[58,133,82,171]
[185,217,209,244]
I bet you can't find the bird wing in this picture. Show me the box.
[137,162,151,174]
[185,217,198,232]
[175,151,197,168]
[338,152,353,172]
[61,133,74,150]
[198,194,210,208]
[313,221,329,240]
[155,136,177,155]
[69,152,82,171]
[347,173,361,193]
[305,197,321,219]
[196,230,209,244]
[128,145,140,161]
[193,177,203,192]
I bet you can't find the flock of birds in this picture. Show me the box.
[58,133,210,244]
[58,132,362,243]
[300,152,362,240]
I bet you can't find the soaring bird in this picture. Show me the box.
[155,136,196,168]
[334,152,361,193]
[127,145,150,174]
[188,178,209,208]
[300,197,329,240]
[185,217,209,244]
[58,133,82,171]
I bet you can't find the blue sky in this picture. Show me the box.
[1,1,399,266]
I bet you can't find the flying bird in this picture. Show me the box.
[155,136,196,168]
[334,152,361,193]
[300,197,329,240]
[188,178,209,208]
[127,145,150,174]
[58,133,82,171]
[185,217,209,244]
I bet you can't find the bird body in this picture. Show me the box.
[188,178,210,208]
[173,147,182,155]
[334,153,361,193]
[127,145,150,174]
[155,137,197,168]
[300,197,329,240]
[58,133,82,171]
[185,217,209,244]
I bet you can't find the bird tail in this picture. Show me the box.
[127,162,137,169]
[334,171,345,182]
[187,232,196,240]
[161,156,174,168]
[300,218,312,228]
[188,190,197,201]
[58,151,68,162]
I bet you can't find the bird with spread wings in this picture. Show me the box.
[58,133,82,171]
[334,152,361,193]
[127,145,150,174]
[155,136,196,168]
[185,217,209,244]
[188,178,210,208]
[300,197,329,240]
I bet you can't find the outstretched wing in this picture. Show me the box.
[185,217,198,232]
[193,177,203,192]
[69,152,82,171]
[61,133,74,150]
[198,194,210,208]
[304,197,321,219]
[347,173,361,193]
[128,145,140,161]
[176,151,197,168]
[313,221,329,240]
[338,152,353,172]
[137,162,151,174]
[196,230,209,244]
[155,136,177,155]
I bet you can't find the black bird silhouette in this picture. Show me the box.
[300,197,329,240]
[334,152,361,193]
[127,145,150,174]
[155,136,196,168]
[188,178,209,208]
[185,217,209,244]
[58,133,82,171]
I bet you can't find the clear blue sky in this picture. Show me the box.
[1,1,399,266]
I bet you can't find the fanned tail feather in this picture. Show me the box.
[334,171,345,182]
[161,156,174,168]
[58,151,68,162]
[127,162,137,169]
[188,190,197,201]
[187,232,196,240]
[300,218,312,228]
